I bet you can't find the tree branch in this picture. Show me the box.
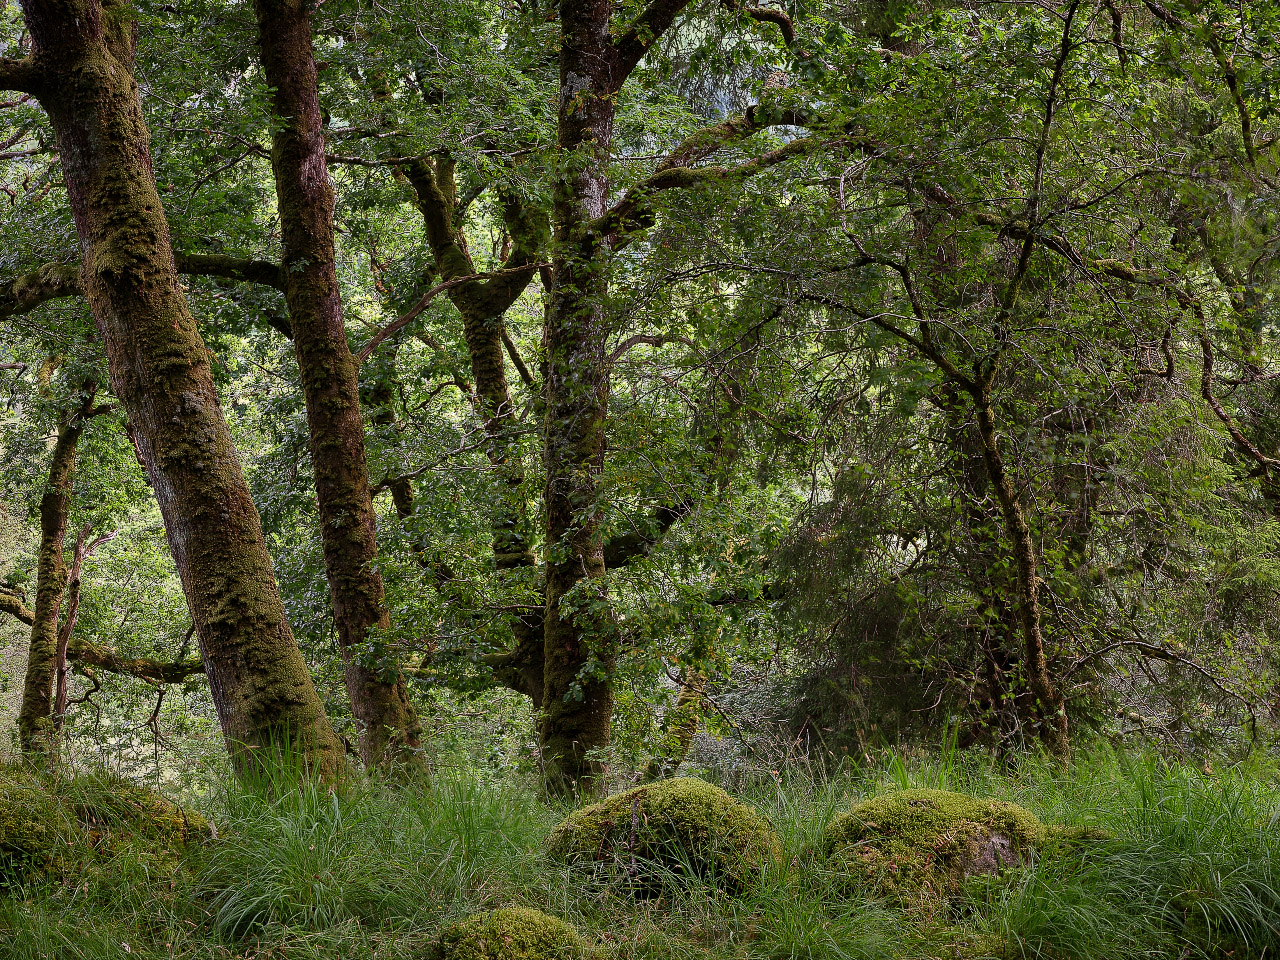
[0,253,285,321]
[0,58,40,94]
[613,0,699,84]
[0,589,35,626]
[721,0,796,46]
[357,263,550,366]
[595,135,821,241]
[174,252,284,290]
[66,637,205,684]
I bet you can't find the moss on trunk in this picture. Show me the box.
[251,0,422,768]
[17,387,93,755]
[11,0,344,779]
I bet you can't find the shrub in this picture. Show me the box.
[427,907,585,960]
[547,777,781,894]
[824,788,1045,907]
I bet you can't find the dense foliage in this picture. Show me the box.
[3,0,1280,855]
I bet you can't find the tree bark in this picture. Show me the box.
[971,385,1070,759]
[536,0,626,796]
[7,0,344,779]
[17,386,94,754]
[251,0,422,768]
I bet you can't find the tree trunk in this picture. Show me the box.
[7,0,344,779]
[538,0,622,797]
[401,160,548,703]
[642,669,703,781]
[251,0,422,768]
[17,387,94,754]
[971,387,1070,759]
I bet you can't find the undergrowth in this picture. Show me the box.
[2,746,1278,960]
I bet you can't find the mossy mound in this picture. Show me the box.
[547,777,780,894]
[427,907,586,960]
[69,776,212,848]
[925,930,1018,960]
[824,789,1045,906]
[1,766,209,892]
[0,780,73,889]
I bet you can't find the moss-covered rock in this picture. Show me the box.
[0,767,209,892]
[70,776,211,848]
[547,777,780,894]
[427,907,586,960]
[0,779,73,889]
[824,789,1045,906]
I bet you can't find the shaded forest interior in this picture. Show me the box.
[3,0,1280,956]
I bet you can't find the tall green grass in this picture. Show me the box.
[2,747,1278,960]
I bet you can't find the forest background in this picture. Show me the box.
[1,0,1279,827]
[4,0,1280,957]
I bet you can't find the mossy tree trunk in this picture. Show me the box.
[971,386,1070,759]
[537,0,697,795]
[17,385,95,755]
[251,0,422,768]
[2,0,344,779]
[539,10,618,796]
[642,669,704,781]
[401,158,548,704]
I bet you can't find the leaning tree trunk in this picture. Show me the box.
[17,386,94,755]
[251,0,421,768]
[3,0,344,779]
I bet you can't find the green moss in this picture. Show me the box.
[0,779,73,889]
[547,777,781,894]
[69,775,212,848]
[923,930,1018,960]
[824,789,1045,907]
[427,908,586,960]
[0,767,210,893]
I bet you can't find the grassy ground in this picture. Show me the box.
[3,746,1279,960]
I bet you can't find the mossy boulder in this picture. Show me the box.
[427,907,586,960]
[0,780,73,889]
[547,777,781,894]
[824,789,1045,905]
[0,767,209,892]
[70,776,211,848]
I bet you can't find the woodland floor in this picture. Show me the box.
[3,746,1280,960]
